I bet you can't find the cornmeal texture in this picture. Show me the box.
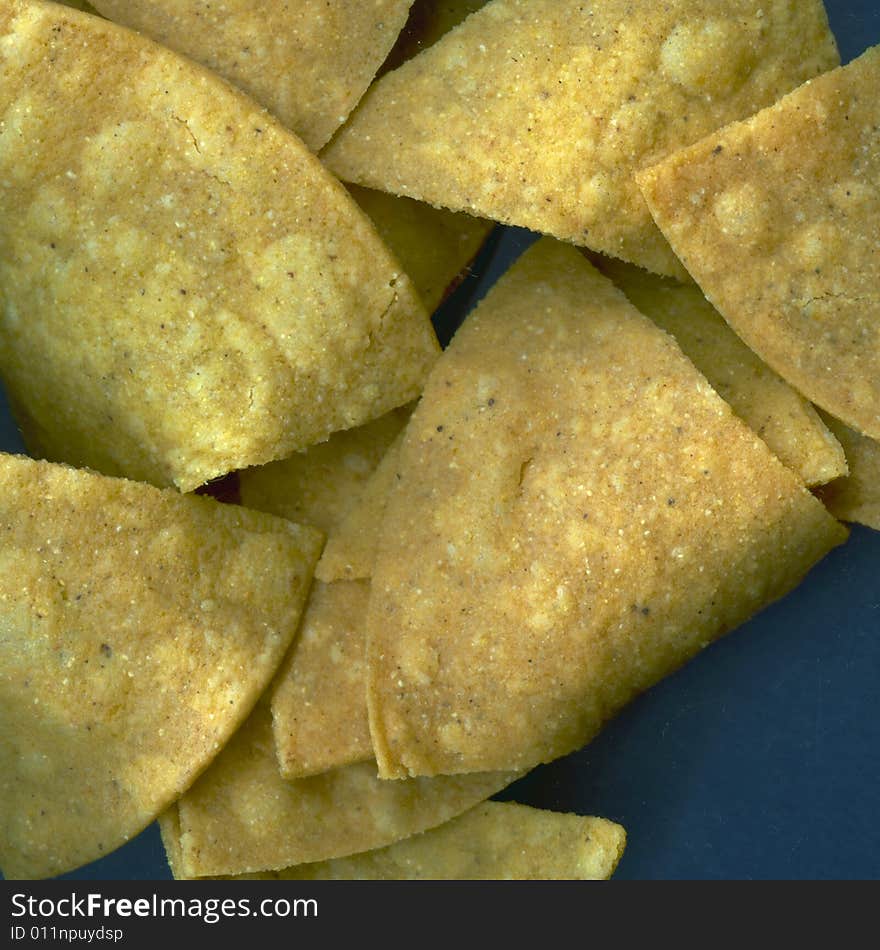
[0,2,437,490]
[91,0,414,150]
[323,0,838,278]
[228,802,626,880]
[0,455,322,879]
[366,239,847,778]
[271,580,373,778]
[166,703,517,877]
[638,46,880,440]
[816,412,880,531]
[596,257,846,486]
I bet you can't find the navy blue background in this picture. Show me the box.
[2,0,877,881]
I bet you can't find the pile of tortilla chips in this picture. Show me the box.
[0,0,877,880]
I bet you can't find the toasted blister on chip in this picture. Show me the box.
[0,1,438,491]
[322,0,838,278]
[89,0,414,151]
[594,257,847,487]
[0,454,323,880]
[316,430,406,582]
[815,412,880,532]
[215,802,626,880]
[271,579,374,778]
[239,406,412,537]
[347,184,494,314]
[163,703,518,878]
[638,45,880,441]
[365,238,848,779]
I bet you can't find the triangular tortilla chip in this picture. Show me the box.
[270,579,373,778]
[347,184,494,314]
[239,406,412,536]
[366,238,847,778]
[638,46,880,441]
[205,802,626,880]
[0,454,322,879]
[165,703,517,877]
[316,430,405,582]
[0,1,438,491]
[322,0,838,278]
[594,257,847,487]
[90,0,414,151]
[815,412,880,531]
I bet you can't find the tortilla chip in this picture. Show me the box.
[166,703,517,878]
[239,406,412,536]
[381,0,489,76]
[0,1,438,491]
[217,802,626,880]
[316,431,405,582]
[0,454,323,879]
[90,0,413,151]
[322,0,838,278]
[366,238,847,779]
[815,413,880,531]
[270,580,373,778]
[347,184,494,313]
[638,46,880,441]
[594,257,847,487]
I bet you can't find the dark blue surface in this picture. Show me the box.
[2,0,878,882]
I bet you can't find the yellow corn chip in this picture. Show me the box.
[270,580,373,778]
[595,257,847,487]
[815,412,880,531]
[0,454,322,879]
[323,0,838,278]
[347,184,493,314]
[316,430,405,582]
[638,46,880,440]
[366,238,847,778]
[239,406,411,537]
[0,1,438,491]
[381,0,489,75]
[165,703,517,878]
[211,802,626,880]
[90,0,414,151]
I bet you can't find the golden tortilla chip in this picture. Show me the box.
[270,580,373,778]
[316,430,405,582]
[165,702,517,878]
[595,257,847,487]
[0,1,438,491]
[638,46,880,440]
[217,802,626,880]
[347,184,494,314]
[90,0,414,151]
[0,454,323,880]
[239,406,412,536]
[381,0,489,76]
[815,413,880,531]
[322,0,838,278]
[366,238,847,779]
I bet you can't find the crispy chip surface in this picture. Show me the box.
[366,239,847,778]
[168,703,517,877]
[90,0,414,151]
[323,0,838,277]
[347,184,493,314]
[316,430,405,582]
[222,802,626,880]
[239,407,411,536]
[815,413,880,531]
[270,580,373,778]
[0,1,437,491]
[595,257,847,487]
[0,454,322,879]
[638,46,880,440]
